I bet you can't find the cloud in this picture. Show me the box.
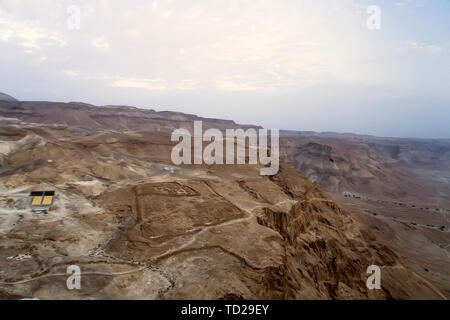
[216,75,262,92]
[110,77,167,90]
[404,40,443,55]
[0,15,66,50]
[62,70,80,78]
[175,80,198,90]
[0,0,404,91]
[91,36,110,50]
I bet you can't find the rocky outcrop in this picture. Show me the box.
[0,93,17,102]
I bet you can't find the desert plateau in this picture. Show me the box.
[0,95,448,300]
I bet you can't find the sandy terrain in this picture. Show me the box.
[0,99,448,300]
[0,120,445,300]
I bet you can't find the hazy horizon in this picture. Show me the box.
[0,90,447,141]
[1,0,449,139]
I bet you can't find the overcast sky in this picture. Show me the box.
[0,0,449,138]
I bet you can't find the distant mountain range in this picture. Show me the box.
[1,93,448,207]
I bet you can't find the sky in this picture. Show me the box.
[0,0,449,138]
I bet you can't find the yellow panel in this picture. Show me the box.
[42,196,53,206]
[32,196,43,206]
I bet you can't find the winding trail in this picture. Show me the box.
[359,208,449,233]
[0,266,147,285]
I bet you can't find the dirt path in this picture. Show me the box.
[359,209,449,233]
[0,267,147,285]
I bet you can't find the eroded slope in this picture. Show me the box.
[0,123,445,299]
